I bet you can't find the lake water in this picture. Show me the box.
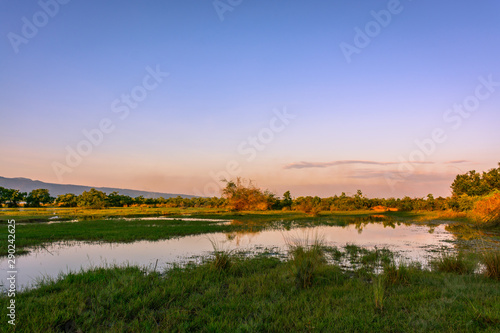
[0,220,465,291]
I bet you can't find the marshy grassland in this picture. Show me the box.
[1,207,499,332]
[1,245,499,332]
[0,207,484,257]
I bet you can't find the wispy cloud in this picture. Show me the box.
[283,160,434,170]
[350,169,454,182]
[444,160,471,164]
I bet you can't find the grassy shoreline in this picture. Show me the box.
[0,206,471,222]
[1,247,499,332]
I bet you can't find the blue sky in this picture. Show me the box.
[1,0,499,198]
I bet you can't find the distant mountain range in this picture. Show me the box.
[0,176,195,199]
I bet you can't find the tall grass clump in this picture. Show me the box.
[208,238,232,271]
[430,252,477,274]
[286,234,326,288]
[383,261,420,285]
[373,275,385,311]
[481,251,500,280]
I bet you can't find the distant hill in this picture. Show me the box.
[0,176,195,199]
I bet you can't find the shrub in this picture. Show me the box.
[470,192,500,226]
[458,194,476,211]
[221,178,273,211]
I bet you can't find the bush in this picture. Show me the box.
[222,178,273,211]
[470,192,500,226]
[458,194,477,211]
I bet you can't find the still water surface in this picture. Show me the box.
[1,220,464,290]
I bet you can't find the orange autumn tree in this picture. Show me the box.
[221,178,274,211]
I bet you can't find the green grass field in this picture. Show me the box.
[2,246,498,332]
[2,208,499,332]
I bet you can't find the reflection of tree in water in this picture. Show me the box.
[222,216,498,248]
[445,223,500,250]
[225,220,263,246]
[348,215,409,233]
[446,224,493,241]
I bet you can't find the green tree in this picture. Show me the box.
[77,189,108,208]
[282,190,293,209]
[353,190,368,209]
[107,192,134,207]
[426,194,435,210]
[2,189,26,207]
[451,170,489,196]
[293,196,321,214]
[483,163,500,191]
[134,195,145,205]
[55,193,78,207]
[398,196,414,211]
[0,187,6,206]
[145,198,158,206]
[25,189,53,207]
[451,164,500,197]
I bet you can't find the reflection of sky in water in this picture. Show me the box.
[1,223,456,290]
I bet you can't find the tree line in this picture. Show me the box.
[0,187,227,209]
[0,185,462,212]
[1,163,499,212]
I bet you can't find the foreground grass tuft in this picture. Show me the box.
[383,261,421,286]
[430,252,477,274]
[482,251,500,280]
[286,234,326,288]
[208,238,233,271]
[373,275,385,311]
